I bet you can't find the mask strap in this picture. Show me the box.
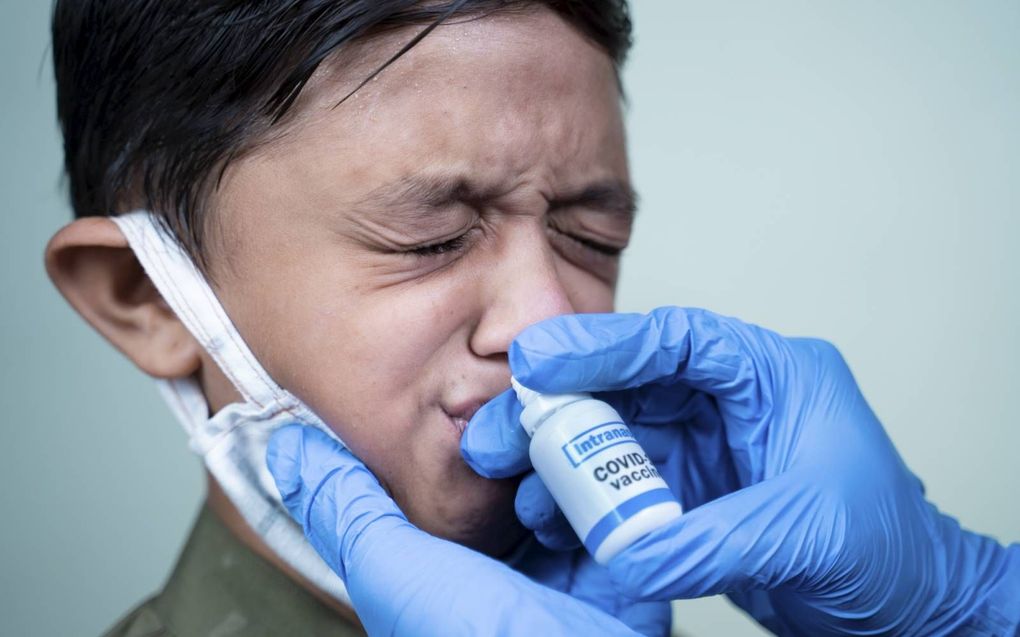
[111,211,330,436]
[110,210,352,607]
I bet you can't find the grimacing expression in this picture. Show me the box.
[206,8,632,555]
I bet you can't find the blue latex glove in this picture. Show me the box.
[266,424,671,637]
[462,307,1020,636]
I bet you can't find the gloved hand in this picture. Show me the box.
[266,424,671,637]
[462,307,1020,636]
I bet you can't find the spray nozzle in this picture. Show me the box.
[510,377,591,437]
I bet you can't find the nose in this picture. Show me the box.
[469,226,574,359]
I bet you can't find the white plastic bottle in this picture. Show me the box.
[511,378,682,564]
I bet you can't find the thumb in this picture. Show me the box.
[460,388,531,479]
[267,424,409,581]
[607,471,827,600]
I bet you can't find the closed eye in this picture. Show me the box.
[556,230,622,256]
[405,232,471,257]
[547,220,624,257]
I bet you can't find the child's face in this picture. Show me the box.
[205,8,631,555]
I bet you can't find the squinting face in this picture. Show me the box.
[207,8,632,556]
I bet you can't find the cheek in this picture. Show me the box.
[272,275,525,550]
[278,280,470,456]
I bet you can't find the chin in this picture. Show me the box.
[407,470,526,558]
[452,505,529,558]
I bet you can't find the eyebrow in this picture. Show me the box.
[355,173,638,218]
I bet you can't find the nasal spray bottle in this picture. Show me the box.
[511,378,682,564]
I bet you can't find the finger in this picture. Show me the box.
[533,517,583,552]
[510,307,773,401]
[606,471,818,601]
[568,551,672,637]
[461,388,531,479]
[596,384,696,427]
[513,544,670,636]
[266,424,407,580]
[515,472,580,550]
[617,600,673,637]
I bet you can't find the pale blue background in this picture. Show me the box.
[1,2,1017,636]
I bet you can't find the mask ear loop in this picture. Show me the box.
[110,210,351,605]
[111,211,338,438]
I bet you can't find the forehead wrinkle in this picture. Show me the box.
[351,170,518,217]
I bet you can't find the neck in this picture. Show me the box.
[204,473,364,629]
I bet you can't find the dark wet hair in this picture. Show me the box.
[51,0,632,265]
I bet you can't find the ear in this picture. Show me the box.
[45,217,203,379]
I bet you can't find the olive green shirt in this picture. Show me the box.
[102,505,364,637]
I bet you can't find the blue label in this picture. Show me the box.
[583,488,677,556]
[561,421,635,468]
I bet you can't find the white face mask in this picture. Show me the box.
[112,210,351,606]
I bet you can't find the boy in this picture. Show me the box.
[47,1,652,634]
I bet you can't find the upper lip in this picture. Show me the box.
[443,398,488,425]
